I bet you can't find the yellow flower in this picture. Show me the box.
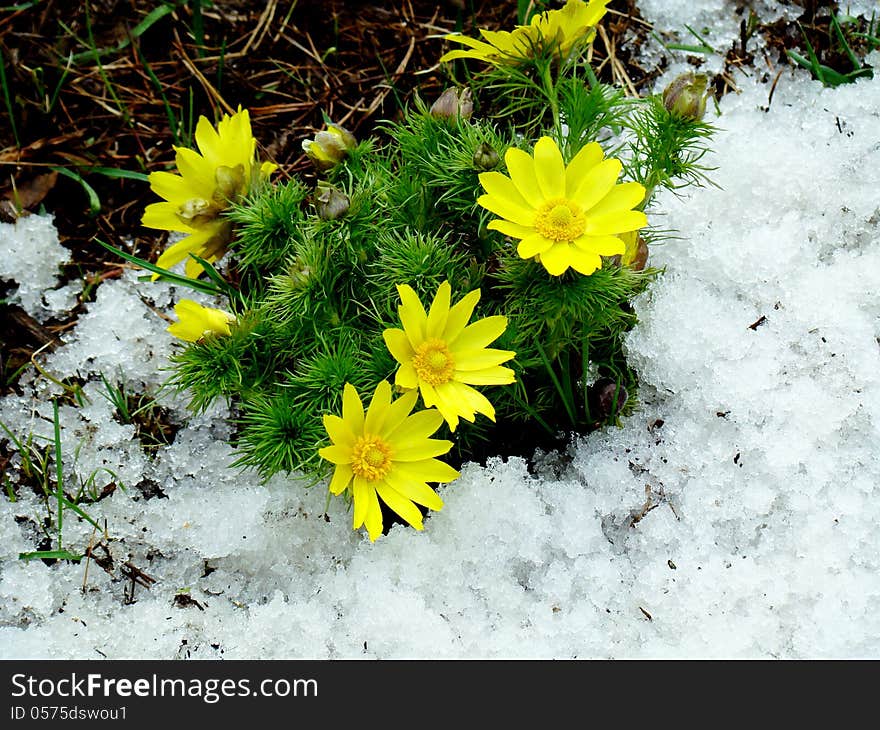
[142,107,276,279]
[478,136,648,277]
[167,299,235,343]
[319,381,458,541]
[439,0,609,65]
[383,281,515,432]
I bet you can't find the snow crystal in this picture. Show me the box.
[0,214,72,321]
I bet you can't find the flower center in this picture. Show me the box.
[534,198,586,242]
[412,338,456,386]
[351,435,393,482]
[213,163,246,204]
[177,197,221,227]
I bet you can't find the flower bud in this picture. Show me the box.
[430,87,473,121]
[472,142,500,171]
[167,299,235,343]
[314,181,350,220]
[662,72,710,120]
[302,122,358,172]
[619,231,649,271]
[287,258,312,290]
[588,378,628,422]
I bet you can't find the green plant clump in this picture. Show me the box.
[123,0,716,541]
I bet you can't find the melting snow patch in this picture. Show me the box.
[2,16,880,659]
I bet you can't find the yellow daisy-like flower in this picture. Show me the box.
[478,136,648,277]
[383,281,515,432]
[167,299,235,343]
[142,107,277,279]
[319,381,458,541]
[439,0,609,65]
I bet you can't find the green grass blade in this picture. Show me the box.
[3,474,15,502]
[88,166,150,182]
[134,42,181,145]
[51,166,100,215]
[59,494,102,531]
[71,4,175,64]
[96,238,228,296]
[191,0,205,57]
[187,252,235,298]
[52,399,63,549]
[19,549,82,562]
[683,24,716,53]
[0,46,19,147]
[796,22,826,84]
[831,13,863,71]
[534,339,577,426]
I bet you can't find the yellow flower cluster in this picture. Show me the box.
[142,108,276,279]
[321,281,515,541]
[440,0,610,65]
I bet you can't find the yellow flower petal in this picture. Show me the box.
[194,115,223,168]
[185,254,209,280]
[385,470,446,511]
[433,381,477,426]
[318,444,352,465]
[583,181,645,216]
[393,438,454,462]
[442,288,481,342]
[148,171,194,204]
[396,362,419,390]
[478,171,533,212]
[383,328,414,365]
[167,299,233,342]
[425,280,451,340]
[342,382,364,434]
[504,147,545,209]
[328,463,353,495]
[517,233,553,258]
[565,141,604,197]
[566,247,603,276]
[455,382,496,421]
[142,202,189,232]
[476,194,537,227]
[352,475,371,530]
[570,158,622,211]
[396,284,428,349]
[393,459,459,485]
[377,389,419,440]
[539,241,574,275]
[364,485,384,541]
[487,219,534,239]
[173,147,217,197]
[573,234,625,256]
[454,348,516,371]
[375,481,424,530]
[583,209,648,236]
[386,408,445,447]
[364,380,392,435]
[450,315,508,351]
[533,136,566,199]
[455,366,516,386]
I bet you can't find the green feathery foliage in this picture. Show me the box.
[140,3,718,512]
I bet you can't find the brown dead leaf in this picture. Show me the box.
[0,170,58,220]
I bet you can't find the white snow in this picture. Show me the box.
[1,4,880,659]
[0,214,78,321]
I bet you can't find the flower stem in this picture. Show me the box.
[540,62,563,143]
